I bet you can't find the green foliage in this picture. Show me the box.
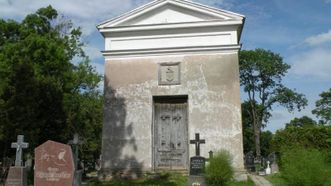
[285,116,317,128]
[313,88,331,124]
[205,150,234,186]
[271,125,331,153]
[0,6,102,168]
[280,147,331,186]
[260,130,273,156]
[239,48,307,157]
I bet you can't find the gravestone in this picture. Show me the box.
[34,140,75,186]
[5,135,28,186]
[187,133,206,186]
[244,151,255,172]
[268,153,279,174]
[265,161,271,175]
[68,133,84,186]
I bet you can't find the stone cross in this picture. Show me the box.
[68,133,83,169]
[190,133,205,156]
[11,135,29,166]
[266,161,271,175]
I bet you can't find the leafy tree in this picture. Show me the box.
[242,101,273,157]
[0,6,102,167]
[260,130,273,156]
[312,88,331,124]
[239,48,307,158]
[271,125,331,154]
[285,116,317,128]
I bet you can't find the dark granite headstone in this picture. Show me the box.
[34,140,75,186]
[244,151,255,172]
[190,156,205,176]
[5,167,27,186]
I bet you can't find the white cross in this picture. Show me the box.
[11,135,29,166]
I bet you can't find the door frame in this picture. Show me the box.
[152,95,189,171]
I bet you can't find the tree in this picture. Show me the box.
[312,88,331,124]
[271,125,331,153]
[285,116,317,128]
[0,6,103,167]
[241,101,255,154]
[242,101,273,157]
[239,48,307,158]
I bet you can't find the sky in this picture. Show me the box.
[1,0,330,132]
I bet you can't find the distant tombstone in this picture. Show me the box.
[34,140,75,186]
[5,135,28,186]
[268,152,279,174]
[68,133,84,186]
[187,133,207,186]
[265,161,271,175]
[244,151,255,172]
[208,151,213,160]
[271,161,279,173]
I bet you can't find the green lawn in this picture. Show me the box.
[87,174,255,186]
[228,177,255,186]
[265,173,288,186]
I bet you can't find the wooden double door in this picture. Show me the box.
[154,102,188,170]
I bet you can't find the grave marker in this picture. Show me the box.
[11,135,28,167]
[34,140,74,186]
[190,133,205,157]
[244,151,255,172]
[5,135,29,186]
[68,133,84,186]
[188,133,206,186]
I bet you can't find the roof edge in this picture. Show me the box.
[97,0,245,29]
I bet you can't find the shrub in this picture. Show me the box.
[205,150,234,186]
[271,125,331,153]
[280,147,331,186]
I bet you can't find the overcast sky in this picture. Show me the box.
[1,0,331,132]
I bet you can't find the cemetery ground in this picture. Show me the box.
[86,173,255,186]
[265,174,287,186]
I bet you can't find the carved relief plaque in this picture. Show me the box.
[159,63,180,85]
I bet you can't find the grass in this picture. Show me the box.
[87,173,255,186]
[265,173,288,186]
[228,177,255,186]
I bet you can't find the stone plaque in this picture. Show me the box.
[158,63,180,85]
[190,156,205,176]
[34,140,75,186]
[5,167,27,186]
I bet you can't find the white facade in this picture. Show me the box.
[98,0,246,180]
[98,0,244,59]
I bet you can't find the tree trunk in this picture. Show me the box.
[249,101,262,159]
[254,122,261,158]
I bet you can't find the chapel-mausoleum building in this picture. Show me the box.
[97,0,246,179]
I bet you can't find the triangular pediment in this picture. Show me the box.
[98,0,244,28]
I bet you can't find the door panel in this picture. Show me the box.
[154,103,188,170]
